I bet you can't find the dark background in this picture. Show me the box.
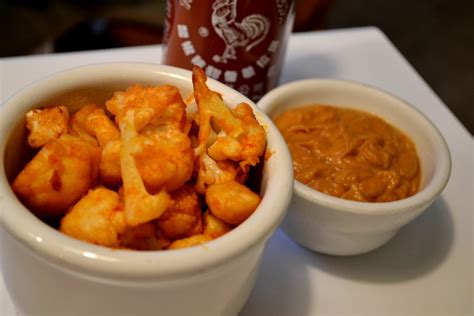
[0,0,472,133]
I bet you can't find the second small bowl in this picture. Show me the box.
[257,79,451,255]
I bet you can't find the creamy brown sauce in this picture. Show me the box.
[274,105,420,202]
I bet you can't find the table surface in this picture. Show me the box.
[1,27,472,316]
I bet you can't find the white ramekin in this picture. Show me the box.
[0,63,293,315]
[257,79,451,256]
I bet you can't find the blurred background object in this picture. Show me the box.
[0,0,472,133]
[162,0,296,101]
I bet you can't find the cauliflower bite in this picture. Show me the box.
[158,186,203,241]
[60,188,170,249]
[100,85,194,191]
[134,124,194,192]
[60,187,127,247]
[106,84,184,130]
[192,66,266,167]
[70,104,120,148]
[207,102,266,166]
[98,126,194,191]
[119,110,171,227]
[25,106,69,148]
[12,134,100,218]
[205,180,261,225]
[194,152,237,194]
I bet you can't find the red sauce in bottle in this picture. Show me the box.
[163,0,295,101]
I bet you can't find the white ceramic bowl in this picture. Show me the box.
[257,79,451,256]
[0,63,293,315]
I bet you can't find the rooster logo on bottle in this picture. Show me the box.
[211,0,270,64]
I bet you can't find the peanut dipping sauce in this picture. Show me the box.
[274,105,421,202]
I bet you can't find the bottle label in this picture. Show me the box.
[164,0,294,101]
